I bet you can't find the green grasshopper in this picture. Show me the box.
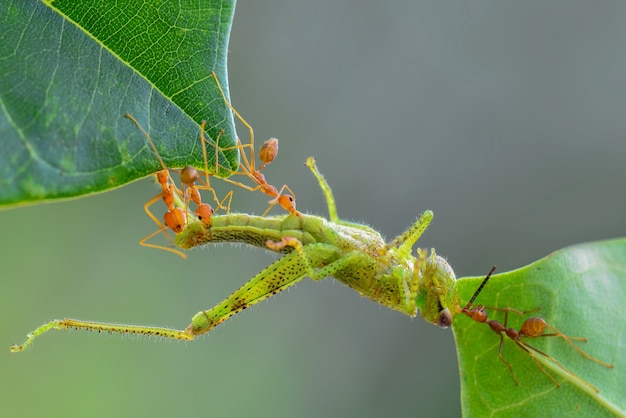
[9,65,613,394]
[10,157,459,351]
[9,157,614,394]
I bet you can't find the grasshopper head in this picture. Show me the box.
[415,249,459,328]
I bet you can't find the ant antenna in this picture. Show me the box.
[464,265,496,310]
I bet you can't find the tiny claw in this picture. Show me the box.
[265,236,302,252]
[265,239,284,251]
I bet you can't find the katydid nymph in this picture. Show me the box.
[10,157,613,392]
[11,157,458,350]
[11,72,613,394]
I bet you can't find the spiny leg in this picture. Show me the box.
[305,157,434,247]
[266,236,366,282]
[188,250,311,336]
[303,157,386,237]
[190,236,384,338]
[10,253,311,350]
[305,157,340,223]
[10,243,340,351]
[388,210,434,255]
[10,319,193,352]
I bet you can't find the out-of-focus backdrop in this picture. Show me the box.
[2,2,625,417]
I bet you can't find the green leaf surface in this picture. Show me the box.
[453,238,626,417]
[0,0,239,206]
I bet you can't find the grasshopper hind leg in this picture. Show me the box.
[187,242,341,335]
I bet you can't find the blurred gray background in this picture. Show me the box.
[2,2,625,417]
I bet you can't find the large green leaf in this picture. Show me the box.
[0,0,238,206]
[453,238,626,417]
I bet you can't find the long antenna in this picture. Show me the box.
[463,266,496,310]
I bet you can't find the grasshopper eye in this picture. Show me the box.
[437,308,453,329]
